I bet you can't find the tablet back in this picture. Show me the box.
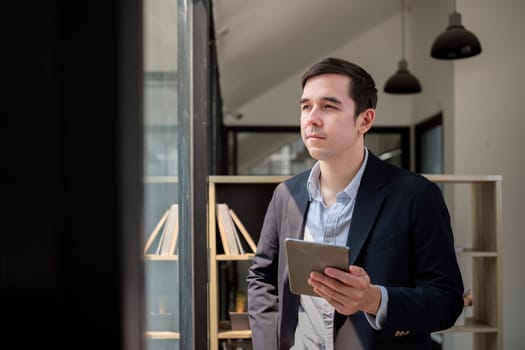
[285,238,350,296]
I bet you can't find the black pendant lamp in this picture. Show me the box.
[431,0,482,59]
[384,0,421,94]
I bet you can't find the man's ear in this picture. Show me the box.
[358,108,375,135]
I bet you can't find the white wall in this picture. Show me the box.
[411,0,455,174]
[225,12,412,127]
[453,1,525,349]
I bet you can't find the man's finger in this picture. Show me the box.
[349,265,367,276]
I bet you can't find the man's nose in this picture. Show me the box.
[305,105,322,125]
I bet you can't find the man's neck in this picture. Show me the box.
[318,147,365,207]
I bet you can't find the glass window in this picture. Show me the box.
[225,126,410,175]
[415,113,443,174]
[143,1,182,349]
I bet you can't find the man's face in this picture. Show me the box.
[300,73,369,162]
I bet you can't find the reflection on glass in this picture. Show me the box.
[365,133,403,168]
[228,128,408,176]
[415,113,443,175]
[234,132,314,175]
[143,0,180,349]
[419,125,443,174]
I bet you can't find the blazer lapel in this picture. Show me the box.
[285,171,310,240]
[346,153,387,265]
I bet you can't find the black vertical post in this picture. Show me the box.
[178,0,210,349]
[193,1,211,349]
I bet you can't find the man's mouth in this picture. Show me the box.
[307,133,325,140]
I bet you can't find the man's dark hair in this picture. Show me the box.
[301,57,378,117]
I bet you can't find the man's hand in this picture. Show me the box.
[308,265,381,316]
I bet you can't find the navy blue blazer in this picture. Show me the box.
[247,152,464,350]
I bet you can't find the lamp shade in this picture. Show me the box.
[384,59,422,94]
[431,12,482,59]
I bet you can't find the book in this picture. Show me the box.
[216,203,241,255]
[144,204,180,256]
[144,209,169,254]
[224,207,245,255]
[231,220,245,255]
[168,204,179,255]
[227,206,246,255]
[216,203,233,255]
[159,204,179,256]
[229,209,257,253]
[155,224,167,255]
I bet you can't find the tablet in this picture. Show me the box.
[285,237,350,296]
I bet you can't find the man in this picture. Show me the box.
[246,57,463,350]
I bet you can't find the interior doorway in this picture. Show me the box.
[415,112,443,174]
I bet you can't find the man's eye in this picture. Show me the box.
[301,105,311,111]
[324,105,335,110]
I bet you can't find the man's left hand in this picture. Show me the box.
[308,265,381,316]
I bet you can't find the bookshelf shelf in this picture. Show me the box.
[439,318,498,333]
[218,330,252,339]
[215,254,254,261]
[144,254,179,261]
[456,250,498,257]
[144,331,180,339]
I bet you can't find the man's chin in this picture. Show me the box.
[307,149,326,161]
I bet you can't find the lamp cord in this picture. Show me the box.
[401,0,405,60]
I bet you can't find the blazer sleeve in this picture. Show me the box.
[246,187,281,350]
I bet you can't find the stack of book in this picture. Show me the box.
[216,203,257,255]
[144,203,179,256]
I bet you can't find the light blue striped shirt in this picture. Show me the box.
[292,148,388,349]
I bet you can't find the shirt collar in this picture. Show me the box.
[307,148,369,202]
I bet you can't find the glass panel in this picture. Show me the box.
[143,1,182,349]
[419,125,443,174]
[233,132,313,175]
[415,114,443,174]
[365,133,404,168]
[228,128,408,175]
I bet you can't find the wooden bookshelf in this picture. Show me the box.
[424,174,503,350]
[208,176,285,350]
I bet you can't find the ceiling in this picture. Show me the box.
[212,0,401,113]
